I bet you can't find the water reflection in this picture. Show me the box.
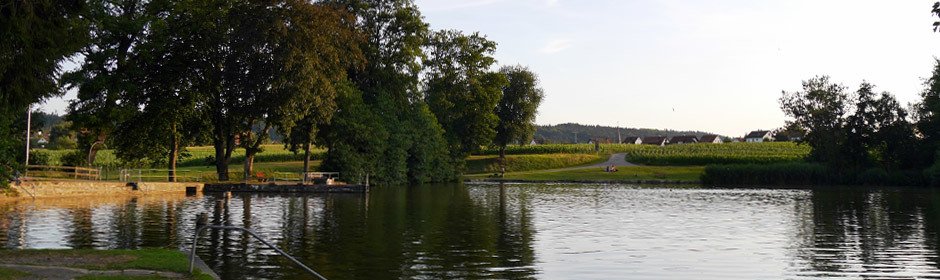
[1,185,940,279]
[794,188,940,278]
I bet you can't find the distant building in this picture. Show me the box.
[641,136,669,146]
[699,135,722,144]
[773,131,804,142]
[669,135,698,144]
[745,130,774,143]
[622,136,641,144]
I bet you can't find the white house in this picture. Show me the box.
[700,135,722,144]
[745,130,773,143]
[622,136,641,144]
[641,136,669,146]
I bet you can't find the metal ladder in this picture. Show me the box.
[189,224,327,280]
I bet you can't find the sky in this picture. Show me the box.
[39,0,940,137]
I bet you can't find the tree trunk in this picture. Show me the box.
[168,123,179,182]
[242,123,271,182]
[302,141,311,173]
[86,133,107,167]
[244,152,255,182]
[213,135,230,181]
[498,145,507,175]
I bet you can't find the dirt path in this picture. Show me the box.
[587,153,637,168]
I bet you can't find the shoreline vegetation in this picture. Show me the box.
[15,141,940,188]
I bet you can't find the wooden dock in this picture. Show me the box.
[203,182,368,193]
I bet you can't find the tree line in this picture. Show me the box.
[779,68,940,185]
[0,0,544,186]
[773,3,940,185]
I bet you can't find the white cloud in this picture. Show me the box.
[539,39,572,54]
[545,0,560,7]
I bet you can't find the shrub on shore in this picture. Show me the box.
[702,163,926,186]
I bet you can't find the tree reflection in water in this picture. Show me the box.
[797,188,940,278]
[2,186,940,279]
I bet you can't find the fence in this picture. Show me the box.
[25,165,100,180]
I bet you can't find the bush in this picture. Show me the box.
[28,150,51,166]
[704,163,926,187]
[702,162,832,186]
[60,150,86,167]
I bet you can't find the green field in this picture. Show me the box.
[467,165,706,182]
[478,142,809,165]
[465,154,604,174]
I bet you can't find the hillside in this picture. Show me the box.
[535,123,719,144]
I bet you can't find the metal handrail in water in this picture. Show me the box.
[189,224,327,280]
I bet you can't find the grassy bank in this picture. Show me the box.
[0,248,213,279]
[465,154,604,174]
[467,165,705,182]
[702,163,927,186]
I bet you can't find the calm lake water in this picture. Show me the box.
[3,184,940,279]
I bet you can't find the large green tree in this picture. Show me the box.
[918,60,940,161]
[782,77,922,171]
[424,30,508,165]
[323,0,455,184]
[152,0,361,181]
[62,0,149,167]
[0,0,85,186]
[493,65,544,170]
[779,76,852,168]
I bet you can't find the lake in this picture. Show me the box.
[2,184,940,279]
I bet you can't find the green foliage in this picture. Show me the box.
[62,0,148,167]
[493,65,544,158]
[703,163,926,186]
[780,77,924,171]
[917,59,940,167]
[405,103,457,183]
[0,0,85,187]
[324,0,457,185]
[779,76,852,167]
[318,82,388,183]
[424,29,507,157]
[702,163,832,186]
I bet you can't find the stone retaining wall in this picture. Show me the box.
[5,180,205,199]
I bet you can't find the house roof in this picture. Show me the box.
[641,136,668,145]
[700,135,720,143]
[745,130,771,138]
[669,135,698,143]
[622,136,640,143]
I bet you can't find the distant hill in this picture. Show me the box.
[534,123,721,144]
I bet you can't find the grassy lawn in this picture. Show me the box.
[0,267,29,280]
[467,165,705,182]
[0,248,213,280]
